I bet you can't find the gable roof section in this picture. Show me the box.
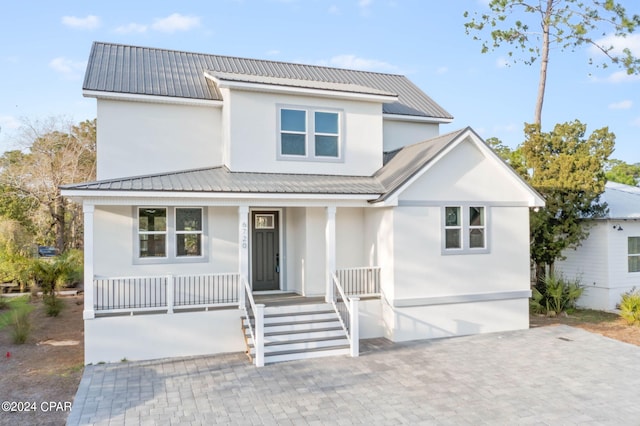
[374,127,545,206]
[602,181,640,219]
[83,42,453,120]
[375,128,467,201]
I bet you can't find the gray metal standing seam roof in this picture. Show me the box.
[83,42,453,120]
[61,130,469,202]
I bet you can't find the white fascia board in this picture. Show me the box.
[60,189,377,202]
[61,193,375,208]
[205,72,397,104]
[383,113,453,124]
[83,90,223,108]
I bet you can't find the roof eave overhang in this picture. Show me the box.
[205,72,398,103]
[382,113,453,124]
[61,188,379,203]
[83,90,223,107]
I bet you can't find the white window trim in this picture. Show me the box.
[629,236,640,273]
[441,205,490,255]
[134,206,208,265]
[276,104,344,162]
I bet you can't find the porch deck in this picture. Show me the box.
[253,293,325,307]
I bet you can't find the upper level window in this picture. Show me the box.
[443,206,488,254]
[279,106,342,161]
[629,237,640,273]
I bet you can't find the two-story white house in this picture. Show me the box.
[62,42,544,366]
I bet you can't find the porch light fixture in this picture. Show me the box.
[613,225,623,231]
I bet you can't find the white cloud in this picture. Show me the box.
[359,0,372,7]
[609,100,633,110]
[328,5,340,14]
[61,15,100,30]
[590,33,640,57]
[151,13,201,33]
[632,116,640,127]
[49,57,86,80]
[115,23,148,34]
[606,70,640,83]
[322,54,399,73]
[266,50,280,56]
[436,66,448,75]
[0,115,21,131]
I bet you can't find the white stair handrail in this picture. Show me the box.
[241,275,264,367]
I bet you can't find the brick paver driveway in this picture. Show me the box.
[64,325,640,425]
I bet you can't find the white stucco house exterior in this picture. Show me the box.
[62,42,544,365]
[555,181,640,311]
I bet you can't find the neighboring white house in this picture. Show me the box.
[61,42,544,365]
[555,181,640,311]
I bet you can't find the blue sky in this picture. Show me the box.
[1,0,639,162]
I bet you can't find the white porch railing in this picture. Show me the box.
[336,267,381,296]
[94,273,240,315]
[331,272,359,357]
[241,275,264,367]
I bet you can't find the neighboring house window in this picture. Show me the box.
[630,237,640,273]
[278,106,342,160]
[443,206,488,254]
[136,207,206,263]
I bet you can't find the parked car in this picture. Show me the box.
[37,246,58,257]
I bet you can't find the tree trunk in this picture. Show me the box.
[54,195,66,253]
[534,0,553,126]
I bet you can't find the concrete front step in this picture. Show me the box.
[248,337,350,355]
[263,345,350,364]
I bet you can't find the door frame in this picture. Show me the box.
[249,208,283,292]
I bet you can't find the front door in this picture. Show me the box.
[251,211,280,291]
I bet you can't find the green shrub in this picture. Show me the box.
[11,310,31,344]
[0,296,9,310]
[0,296,33,330]
[531,274,585,315]
[620,289,640,326]
[43,294,64,317]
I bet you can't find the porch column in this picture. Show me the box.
[83,203,95,320]
[238,205,249,309]
[325,206,336,303]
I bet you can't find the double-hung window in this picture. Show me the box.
[139,208,167,258]
[443,206,488,254]
[629,237,640,273]
[176,208,203,257]
[136,207,205,263]
[279,106,341,160]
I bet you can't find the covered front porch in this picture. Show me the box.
[80,201,384,365]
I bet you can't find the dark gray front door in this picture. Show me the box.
[251,211,280,291]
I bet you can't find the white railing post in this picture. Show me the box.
[239,206,249,310]
[255,303,265,367]
[83,203,95,319]
[166,275,174,314]
[349,297,360,357]
[325,206,336,303]
[238,274,245,310]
